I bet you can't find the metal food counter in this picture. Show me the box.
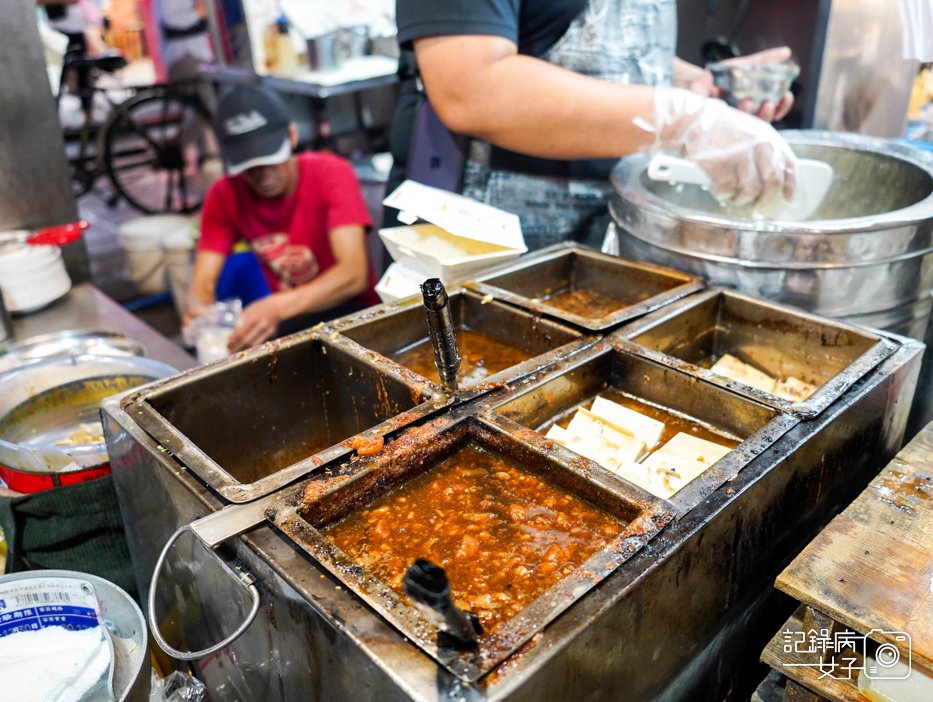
[101,245,925,701]
[6,284,195,371]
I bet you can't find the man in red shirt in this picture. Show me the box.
[186,85,379,351]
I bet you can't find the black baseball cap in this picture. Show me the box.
[215,85,292,176]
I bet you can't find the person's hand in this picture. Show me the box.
[689,47,795,123]
[652,86,797,207]
[226,294,285,352]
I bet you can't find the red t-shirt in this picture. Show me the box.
[198,152,379,307]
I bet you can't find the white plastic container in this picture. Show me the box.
[117,215,191,297]
[374,261,425,303]
[162,228,197,317]
[380,180,526,284]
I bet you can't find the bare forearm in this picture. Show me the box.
[417,39,657,159]
[271,264,367,320]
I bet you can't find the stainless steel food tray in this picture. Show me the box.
[483,340,798,515]
[616,288,897,418]
[331,287,598,395]
[266,410,672,682]
[465,243,703,331]
[124,329,449,503]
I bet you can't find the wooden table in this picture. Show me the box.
[758,422,933,700]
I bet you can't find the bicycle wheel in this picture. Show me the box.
[102,89,220,214]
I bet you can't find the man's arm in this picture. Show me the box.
[414,34,656,160]
[227,225,370,351]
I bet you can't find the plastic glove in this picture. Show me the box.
[648,86,797,207]
[690,47,795,122]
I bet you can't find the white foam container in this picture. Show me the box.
[374,261,426,303]
[380,180,526,284]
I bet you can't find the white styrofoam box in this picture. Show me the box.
[380,180,526,283]
[378,224,522,284]
[375,262,425,303]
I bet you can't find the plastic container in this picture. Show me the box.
[162,229,197,317]
[117,215,191,297]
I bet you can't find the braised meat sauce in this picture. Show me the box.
[321,443,625,633]
[392,328,531,386]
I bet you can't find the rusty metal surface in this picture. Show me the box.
[483,341,799,517]
[268,410,671,682]
[331,287,598,397]
[465,243,704,332]
[617,288,896,418]
[122,329,449,503]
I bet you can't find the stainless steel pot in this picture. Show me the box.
[0,354,176,491]
[609,131,933,340]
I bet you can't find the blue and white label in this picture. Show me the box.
[0,578,101,638]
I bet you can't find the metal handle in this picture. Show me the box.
[148,525,261,661]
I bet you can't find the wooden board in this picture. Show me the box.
[777,423,933,672]
[761,605,863,702]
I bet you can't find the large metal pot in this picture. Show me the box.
[609,131,933,340]
[0,354,177,492]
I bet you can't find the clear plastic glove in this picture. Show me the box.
[690,47,795,122]
[647,86,797,207]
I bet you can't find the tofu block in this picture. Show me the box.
[551,423,627,471]
[589,395,665,449]
[545,424,571,444]
[655,432,731,466]
[711,354,776,395]
[640,451,711,498]
[772,375,817,402]
[567,408,646,463]
[612,460,673,498]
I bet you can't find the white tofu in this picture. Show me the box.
[612,460,672,498]
[655,432,731,466]
[711,354,777,394]
[772,375,817,402]
[567,408,646,463]
[589,395,665,449]
[611,453,709,499]
[546,421,624,471]
[545,423,570,444]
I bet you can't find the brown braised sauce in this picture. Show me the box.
[392,328,530,386]
[321,443,624,633]
[543,287,647,317]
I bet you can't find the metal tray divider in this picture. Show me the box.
[264,412,672,682]
[614,288,899,419]
[465,243,705,331]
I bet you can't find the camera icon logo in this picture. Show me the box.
[864,630,912,680]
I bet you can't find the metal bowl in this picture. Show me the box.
[707,60,799,108]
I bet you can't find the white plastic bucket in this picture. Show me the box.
[117,215,190,297]
[162,228,197,317]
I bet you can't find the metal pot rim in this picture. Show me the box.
[611,130,933,233]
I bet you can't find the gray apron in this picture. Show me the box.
[461,0,676,251]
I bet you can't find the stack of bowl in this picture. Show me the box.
[0,244,71,314]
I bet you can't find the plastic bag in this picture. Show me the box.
[150,670,207,702]
[182,299,242,364]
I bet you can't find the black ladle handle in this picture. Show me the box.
[403,559,481,648]
[420,279,461,393]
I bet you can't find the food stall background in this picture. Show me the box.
[0,0,86,282]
